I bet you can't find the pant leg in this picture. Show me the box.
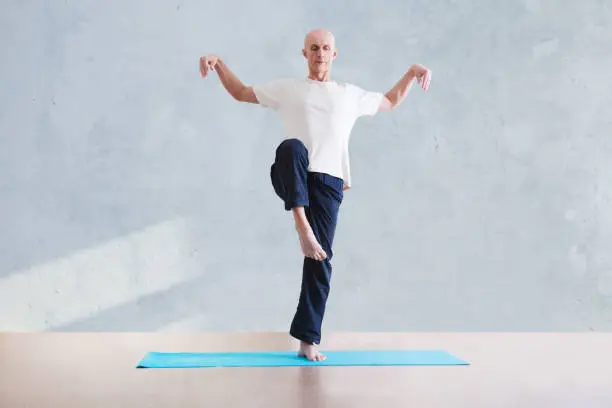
[270,139,310,211]
[289,172,344,345]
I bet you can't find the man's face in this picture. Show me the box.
[303,30,336,73]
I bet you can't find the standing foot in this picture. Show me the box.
[298,341,327,361]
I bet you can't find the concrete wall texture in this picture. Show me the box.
[1,0,611,332]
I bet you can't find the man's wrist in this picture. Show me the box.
[406,66,416,79]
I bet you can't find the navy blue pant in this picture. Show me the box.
[270,138,344,345]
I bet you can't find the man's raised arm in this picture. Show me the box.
[199,54,259,104]
[380,63,432,111]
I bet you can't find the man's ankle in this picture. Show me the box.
[295,221,312,233]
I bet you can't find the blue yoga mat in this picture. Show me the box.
[136,350,469,368]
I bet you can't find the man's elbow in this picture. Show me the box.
[234,86,259,104]
[379,94,395,111]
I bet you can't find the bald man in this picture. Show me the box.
[200,29,431,361]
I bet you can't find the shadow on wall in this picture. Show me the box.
[1,211,300,332]
[46,267,226,332]
[40,225,300,333]
[1,83,226,281]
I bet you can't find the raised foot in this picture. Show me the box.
[296,227,327,261]
[298,341,327,362]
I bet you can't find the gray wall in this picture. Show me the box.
[1,0,611,332]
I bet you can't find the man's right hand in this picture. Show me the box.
[199,54,219,78]
[198,55,258,104]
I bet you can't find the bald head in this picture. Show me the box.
[304,29,336,50]
[302,28,337,81]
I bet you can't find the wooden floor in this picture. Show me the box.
[1,332,611,407]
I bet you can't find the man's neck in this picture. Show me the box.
[307,71,331,82]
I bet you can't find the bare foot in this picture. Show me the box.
[296,227,327,261]
[298,341,326,362]
[292,206,327,261]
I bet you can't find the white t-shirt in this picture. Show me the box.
[253,78,384,190]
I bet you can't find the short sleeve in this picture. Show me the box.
[350,84,385,117]
[252,79,293,110]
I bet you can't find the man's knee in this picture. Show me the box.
[277,138,308,160]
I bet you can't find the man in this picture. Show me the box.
[199,28,431,361]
